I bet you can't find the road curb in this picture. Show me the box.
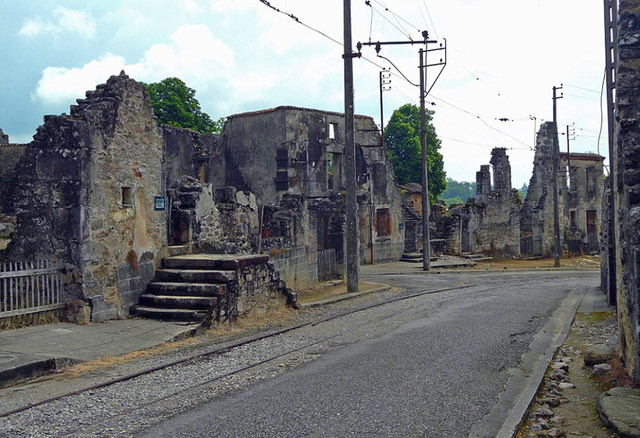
[469,287,587,438]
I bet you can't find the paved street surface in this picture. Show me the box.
[1,269,597,438]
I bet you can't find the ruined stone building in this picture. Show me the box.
[467,148,521,255]
[520,122,605,257]
[0,130,27,216]
[600,0,640,385]
[0,74,406,323]
[3,73,167,322]
[216,107,405,278]
[560,152,605,254]
[425,147,521,257]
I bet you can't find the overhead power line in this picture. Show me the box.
[257,0,342,46]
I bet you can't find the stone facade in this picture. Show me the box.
[219,106,405,273]
[0,141,27,215]
[520,122,564,257]
[608,1,640,384]
[442,148,521,256]
[169,179,259,254]
[3,72,166,322]
[560,152,605,254]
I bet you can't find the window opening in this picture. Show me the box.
[329,123,338,140]
[122,187,133,207]
[376,208,391,237]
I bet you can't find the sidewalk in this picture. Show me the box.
[0,319,201,388]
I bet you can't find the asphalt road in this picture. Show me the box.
[138,270,594,438]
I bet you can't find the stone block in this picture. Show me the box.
[597,387,640,437]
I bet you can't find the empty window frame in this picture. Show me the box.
[329,122,338,140]
[122,187,133,207]
[376,208,391,237]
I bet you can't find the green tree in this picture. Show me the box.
[518,183,528,201]
[440,178,476,202]
[143,77,223,134]
[384,103,446,203]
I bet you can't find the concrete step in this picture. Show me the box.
[138,294,218,309]
[131,306,210,322]
[461,253,489,260]
[167,245,191,257]
[155,269,236,283]
[469,257,493,262]
[163,254,269,270]
[146,282,226,297]
[400,253,439,263]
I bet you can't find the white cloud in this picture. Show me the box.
[209,0,254,13]
[31,25,235,106]
[32,54,127,105]
[19,7,97,39]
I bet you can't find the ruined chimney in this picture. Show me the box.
[0,129,8,145]
[476,164,491,203]
[490,147,512,194]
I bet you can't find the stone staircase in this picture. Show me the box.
[460,252,494,262]
[400,252,439,263]
[132,246,292,325]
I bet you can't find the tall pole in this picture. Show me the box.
[379,70,385,148]
[603,0,618,305]
[566,124,571,189]
[420,48,431,271]
[552,85,563,268]
[343,0,359,292]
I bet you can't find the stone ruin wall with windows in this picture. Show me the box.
[2,72,166,322]
[607,0,640,384]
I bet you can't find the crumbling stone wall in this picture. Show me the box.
[219,106,405,273]
[520,122,565,256]
[0,142,27,215]
[163,127,222,189]
[169,178,259,254]
[560,152,605,254]
[457,148,520,256]
[612,1,640,384]
[4,72,166,322]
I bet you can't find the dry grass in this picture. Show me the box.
[296,280,387,304]
[468,255,601,271]
[592,357,636,391]
[0,311,60,332]
[0,239,9,250]
[60,297,299,379]
[59,337,200,378]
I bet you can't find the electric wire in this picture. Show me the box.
[421,0,439,40]
[370,0,422,36]
[366,1,414,40]
[257,0,342,46]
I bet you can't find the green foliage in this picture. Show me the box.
[384,103,446,203]
[518,183,528,201]
[440,178,476,203]
[143,77,223,134]
[442,196,464,207]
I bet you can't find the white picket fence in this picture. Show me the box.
[0,260,65,318]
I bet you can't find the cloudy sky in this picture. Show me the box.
[0,0,607,188]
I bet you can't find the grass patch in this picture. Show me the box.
[296,280,387,304]
[578,311,616,324]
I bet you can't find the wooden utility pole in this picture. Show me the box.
[603,0,618,305]
[552,85,563,268]
[419,48,431,272]
[343,0,359,292]
[358,32,445,272]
